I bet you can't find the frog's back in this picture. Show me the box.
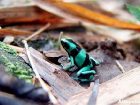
[75,49,91,67]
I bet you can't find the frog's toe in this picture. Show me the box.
[60,64,63,67]
[79,77,94,82]
[62,65,72,71]
[77,73,94,82]
[62,66,68,70]
[61,64,66,70]
[77,70,96,76]
[61,64,68,70]
[90,57,100,66]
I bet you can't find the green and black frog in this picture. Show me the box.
[61,38,100,82]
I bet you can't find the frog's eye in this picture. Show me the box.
[61,40,69,49]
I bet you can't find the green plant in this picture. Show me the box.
[0,42,34,83]
[127,4,140,21]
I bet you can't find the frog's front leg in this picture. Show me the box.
[62,56,75,70]
[90,57,100,66]
[76,66,96,82]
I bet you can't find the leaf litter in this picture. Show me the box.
[0,0,140,105]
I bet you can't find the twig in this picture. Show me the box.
[24,23,50,41]
[124,33,140,42]
[22,40,58,104]
[115,60,125,73]
[58,31,63,49]
[8,45,24,53]
[58,32,63,44]
[87,79,99,105]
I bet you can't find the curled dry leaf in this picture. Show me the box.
[43,50,66,58]
[0,5,62,26]
[0,28,32,36]
[36,0,140,30]
[43,50,66,64]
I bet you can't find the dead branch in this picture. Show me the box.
[67,66,140,105]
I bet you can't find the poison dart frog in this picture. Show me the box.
[61,38,100,82]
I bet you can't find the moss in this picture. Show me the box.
[0,42,17,55]
[0,42,34,83]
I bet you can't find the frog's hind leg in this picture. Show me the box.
[76,66,96,82]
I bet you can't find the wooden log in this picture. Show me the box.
[0,65,47,105]
[29,48,85,105]
[67,66,140,105]
[115,93,140,105]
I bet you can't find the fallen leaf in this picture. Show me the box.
[67,65,140,105]
[47,0,140,30]
[0,28,32,36]
[0,5,62,26]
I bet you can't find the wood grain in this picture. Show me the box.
[67,66,140,105]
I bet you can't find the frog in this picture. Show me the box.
[61,38,100,82]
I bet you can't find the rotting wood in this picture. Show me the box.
[0,65,47,105]
[115,93,140,105]
[66,65,140,105]
[96,66,140,105]
[23,40,58,105]
[29,48,85,105]
[0,92,40,105]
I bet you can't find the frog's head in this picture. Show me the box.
[61,38,79,53]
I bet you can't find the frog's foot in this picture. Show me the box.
[76,67,96,82]
[77,72,95,82]
[74,76,94,82]
[69,65,78,72]
[90,57,100,66]
[61,64,74,71]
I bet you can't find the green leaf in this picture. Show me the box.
[126,4,140,21]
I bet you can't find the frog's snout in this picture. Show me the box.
[61,39,65,46]
[61,38,66,42]
[61,38,69,49]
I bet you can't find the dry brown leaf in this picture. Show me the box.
[0,5,62,26]
[0,28,32,36]
[67,66,140,105]
[47,0,140,30]
[43,50,66,58]
[34,0,140,43]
